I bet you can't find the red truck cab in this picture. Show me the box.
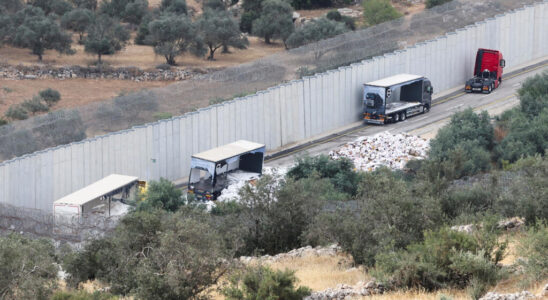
[465,49,505,93]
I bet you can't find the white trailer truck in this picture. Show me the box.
[363,74,433,124]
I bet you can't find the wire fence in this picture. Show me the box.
[0,202,122,243]
[0,0,542,161]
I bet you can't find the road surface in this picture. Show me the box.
[265,61,548,169]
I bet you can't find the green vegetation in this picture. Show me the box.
[222,266,311,299]
[252,0,294,45]
[286,18,348,49]
[517,223,548,286]
[40,88,62,106]
[84,15,130,64]
[11,6,74,61]
[4,104,29,120]
[0,234,59,299]
[51,290,119,300]
[426,0,452,9]
[362,0,402,27]
[197,8,249,60]
[136,178,184,212]
[153,112,172,120]
[326,10,356,30]
[291,0,331,9]
[21,96,50,115]
[146,13,204,65]
[61,8,94,43]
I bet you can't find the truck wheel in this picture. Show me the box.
[400,112,406,121]
[424,105,430,113]
[393,113,400,122]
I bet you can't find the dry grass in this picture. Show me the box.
[269,253,369,291]
[0,35,284,69]
[0,78,170,115]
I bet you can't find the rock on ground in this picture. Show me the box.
[305,280,386,300]
[479,291,537,300]
[329,132,430,172]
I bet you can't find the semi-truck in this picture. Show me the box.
[363,74,433,124]
[187,140,265,201]
[465,48,505,94]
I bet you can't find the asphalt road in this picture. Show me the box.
[265,61,548,169]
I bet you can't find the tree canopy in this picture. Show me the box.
[198,8,248,60]
[286,17,348,49]
[11,6,74,61]
[146,13,205,65]
[84,14,130,64]
[61,8,94,42]
[252,0,294,45]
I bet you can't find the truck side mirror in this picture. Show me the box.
[500,59,506,68]
[426,86,433,94]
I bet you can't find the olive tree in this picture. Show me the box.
[252,0,294,45]
[146,14,205,65]
[286,18,348,49]
[84,14,130,64]
[61,8,94,43]
[197,8,248,60]
[11,6,74,61]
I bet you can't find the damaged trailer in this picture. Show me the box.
[187,140,265,201]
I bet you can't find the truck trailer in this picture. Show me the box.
[465,48,505,93]
[363,74,433,124]
[187,140,265,201]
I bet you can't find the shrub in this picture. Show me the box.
[137,178,184,212]
[495,109,548,164]
[326,11,355,30]
[287,154,361,196]
[517,223,548,285]
[518,70,548,117]
[428,109,495,179]
[362,0,402,27]
[318,168,443,266]
[39,88,61,106]
[496,156,548,225]
[222,265,311,299]
[4,104,28,120]
[426,0,452,8]
[63,209,232,298]
[374,223,504,293]
[286,18,348,49]
[21,96,49,115]
[0,117,7,126]
[441,185,497,219]
[51,290,118,300]
[235,174,346,255]
[0,234,58,300]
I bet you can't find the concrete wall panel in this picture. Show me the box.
[4,3,548,212]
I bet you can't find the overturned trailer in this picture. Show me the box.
[188,140,265,200]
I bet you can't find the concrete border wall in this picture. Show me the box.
[1,2,547,212]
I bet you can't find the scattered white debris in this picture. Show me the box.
[216,170,262,202]
[107,201,132,217]
[217,167,289,202]
[329,132,430,171]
